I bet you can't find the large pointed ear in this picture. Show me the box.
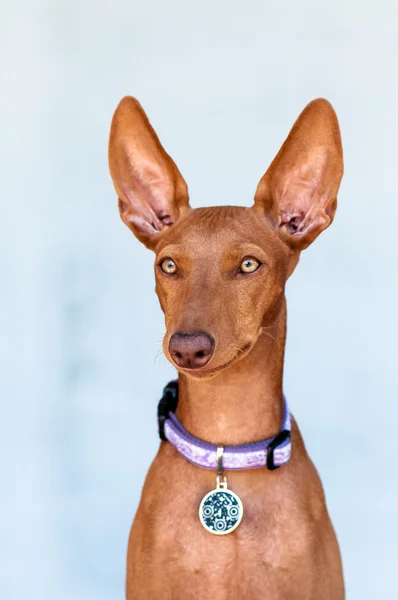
[108,97,190,249]
[253,99,343,251]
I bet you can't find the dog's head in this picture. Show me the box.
[109,98,343,379]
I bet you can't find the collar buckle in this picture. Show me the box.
[266,430,291,470]
[158,380,178,441]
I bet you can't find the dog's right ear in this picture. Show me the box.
[108,97,190,249]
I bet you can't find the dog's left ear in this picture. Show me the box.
[253,98,343,251]
[108,96,190,249]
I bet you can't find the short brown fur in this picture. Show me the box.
[108,97,345,599]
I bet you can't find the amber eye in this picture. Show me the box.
[160,258,177,274]
[239,257,261,273]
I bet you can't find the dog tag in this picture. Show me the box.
[199,476,243,535]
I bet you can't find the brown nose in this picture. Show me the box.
[169,332,215,369]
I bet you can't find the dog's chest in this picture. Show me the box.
[128,452,323,599]
[130,500,316,600]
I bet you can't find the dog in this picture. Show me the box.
[108,96,345,599]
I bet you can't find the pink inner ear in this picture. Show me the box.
[159,214,173,225]
[278,182,314,234]
[280,211,303,233]
[277,152,330,235]
[117,168,178,235]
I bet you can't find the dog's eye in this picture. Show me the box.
[160,258,177,274]
[239,257,261,273]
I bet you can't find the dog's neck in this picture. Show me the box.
[176,301,287,446]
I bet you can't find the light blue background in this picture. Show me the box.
[1,1,397,598]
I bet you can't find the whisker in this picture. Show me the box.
[259,326,278,345]
[144,333,165,357]
[153,347,165,368]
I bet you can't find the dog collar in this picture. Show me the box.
[157,380,292,471]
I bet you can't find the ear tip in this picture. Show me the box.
[117,95,141,107]
[113,95,143,117]
[109,96,146,153]
[309,97,334,107]
[305,97,339,119]
[303,98,343,153]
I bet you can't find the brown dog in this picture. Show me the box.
[108,97,344,599]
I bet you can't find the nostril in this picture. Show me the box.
[196,350,205,359]
[175,351,182,359]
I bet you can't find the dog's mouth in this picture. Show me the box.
[176,342,254,379]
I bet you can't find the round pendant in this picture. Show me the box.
[199,487,243,535]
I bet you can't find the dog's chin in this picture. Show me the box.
[171,342,254,380]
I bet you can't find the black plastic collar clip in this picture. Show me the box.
[266,430,291,471]
[157,380,179,441]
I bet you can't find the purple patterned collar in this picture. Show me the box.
[157,381,292,471]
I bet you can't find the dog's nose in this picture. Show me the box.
[169,332,215,369]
